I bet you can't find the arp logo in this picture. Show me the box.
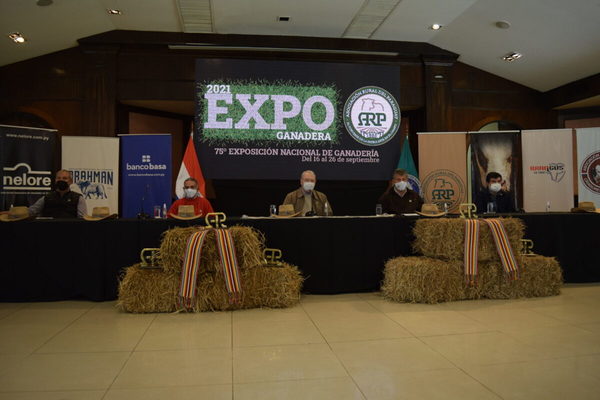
[431,178,454,200]
[422,170,465,212]
[343,86,400,147]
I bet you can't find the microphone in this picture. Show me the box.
[137,184,150,219]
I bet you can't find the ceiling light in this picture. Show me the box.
[36,0,53,6]
[8,32,26,44]
[502,52,523,62]
[107,9,122,15]
[495,20,511,29]
[277,16,290,22]
[430,24,442,30]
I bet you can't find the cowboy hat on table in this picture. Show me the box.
[416,203,447,218]
[83,206,118,221]
[271,204,302,218]
[0,206,32,222]
[570,201,600,213]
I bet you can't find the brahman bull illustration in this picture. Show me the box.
[78,181,107,199]
[472,134,515,192]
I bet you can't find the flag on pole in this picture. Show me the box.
[175,133,206,199]
[397,135,421,195]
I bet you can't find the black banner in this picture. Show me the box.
[0,125,56,209]
[195,59,401,180]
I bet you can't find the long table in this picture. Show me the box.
[1,213,598,301]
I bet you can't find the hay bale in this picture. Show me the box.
[159,225,265,274]
[381,255,562,304]
[485,255,563,299]
[194,263,303,311]
[412,218,524,262]
[117,264,180,313]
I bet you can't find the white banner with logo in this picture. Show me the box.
[522,129,574,211]
[576,127,600,205]
[62,136,119,215]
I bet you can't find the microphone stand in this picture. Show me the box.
[137,184,150,219]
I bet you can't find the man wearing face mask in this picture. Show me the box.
[474,172,516,213]
[283,170,332,216]
[378,169,423,214]
[167,177,214,218]
[28,169,87,218]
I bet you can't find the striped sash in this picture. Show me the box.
[179,229,210,309]
[215,228,243,303]
[464,219,480,285]
[482,218,520,280]
[178,228,243,310]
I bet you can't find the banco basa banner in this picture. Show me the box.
[0,125,56,210]
[62,136,120,215]
[195,59,401,180]
[120,134,172,218]
[418,132,467,214]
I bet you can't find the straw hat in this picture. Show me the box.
[84,206,117,221]
[271,204,301,218]
[171,205,203,220]
[416,203,447,217]
[570,201,599,213]
[0,206,31,222]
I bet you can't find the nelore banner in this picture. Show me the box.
[195,58,401,180]
[0,125,56,210]
[62,136,120,215]
[120,134,172,218]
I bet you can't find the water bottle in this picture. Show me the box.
[324,202,330,216]
[443,203,449,213]
[162,203,167,218]
[546,201,551,213]
[269,204,277,216]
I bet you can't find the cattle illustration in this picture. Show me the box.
[78,181,107,199]
[361,97,385,111]
[472,134,514,192]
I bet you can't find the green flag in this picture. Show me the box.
[397,135,421,195]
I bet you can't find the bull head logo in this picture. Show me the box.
[547,163,565,182]
[205,212,227,228]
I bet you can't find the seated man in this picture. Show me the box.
[378,168,423,214]
[167,177,214,218]
[283,170,332,216]
[28,169,87,218]
[474,172,516,213]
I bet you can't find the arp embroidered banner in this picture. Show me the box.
[417,132,468,213]
[120,134,172,218]
[195,58,402,180]
[576,127,600,205]
[522,129,574,212]
[0,124,56,210]
[62,136,120,215]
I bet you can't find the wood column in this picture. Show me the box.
[423,58,454,132]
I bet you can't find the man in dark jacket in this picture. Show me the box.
[474,171,516,213]
[378,168,423,214]
[29,169,87,218]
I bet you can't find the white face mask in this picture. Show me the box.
[489,182,502,193]
[184,188,197,198]
[394,181,408,192]
[302,182,315,192]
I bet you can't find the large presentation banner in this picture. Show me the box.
[120,134,172,218]
[62,136,120,215]
[522,129,574,212]
[0,124,56,210]
[576,127,600,205]
[469,131,521,211]
[195,58,401,180]
[418,133,467,213]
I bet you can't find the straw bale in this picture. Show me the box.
[194,262,303,311]
[117,264,180,313]
[381,255,562,304]
[159,225,265,274]
[412,218,524,262]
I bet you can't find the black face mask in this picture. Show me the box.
[55,180,69,191]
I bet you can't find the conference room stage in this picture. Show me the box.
[1,212,598,302]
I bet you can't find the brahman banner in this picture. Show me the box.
[0,124,56,210]
[120,134,172,218]
[62,136,119,215]
[576,127,600,205]
[469,131,521,211]
[522,129,574,212]
[418,132,468,213]
[195,58,401,180]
